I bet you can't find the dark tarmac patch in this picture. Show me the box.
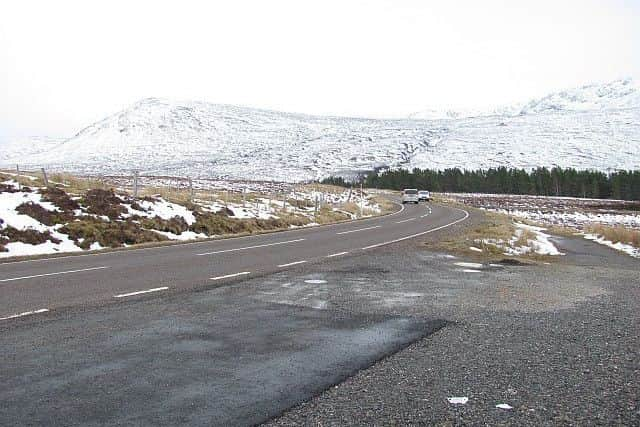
[0,290,445,427]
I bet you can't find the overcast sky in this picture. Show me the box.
[1,0,638,142]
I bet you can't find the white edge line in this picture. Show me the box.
[336,225,381,235]
[327,251,349,258]
[0,308,49,321]
[196,239,305,256]
[0,266,109,283]
[113,286,169,298]
[362,208,470,250]
[210,271,251,281]
[0,200,406,266]
[277,260,307,268]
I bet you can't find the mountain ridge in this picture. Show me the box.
[2,79,638,181]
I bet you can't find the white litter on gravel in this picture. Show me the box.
[304,279,327,284]
[447,397,469,405]
[496,403,513,410]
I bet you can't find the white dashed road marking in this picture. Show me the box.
[395,218,417,224]
[336,225,381,235]
[196,239,305,256]
[278,260,307,268]
[327,251,349,258]
[0,308,49,321]
[210,272,251,281]
[113,287,169,298]
[0,266,110,283]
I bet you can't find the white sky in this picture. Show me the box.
[1,0,638,141]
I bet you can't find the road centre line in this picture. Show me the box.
[336,225,381,235]
[362,208,470,250]
[278,260,307,268]
[113,287,169,298]
[0,266,110,283]
[196,239,305,256]
[396,217,417,224]
[0,308,49,321]
[327,251,349,258]
[211,271,251,281]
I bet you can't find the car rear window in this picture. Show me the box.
[404,189,418,195]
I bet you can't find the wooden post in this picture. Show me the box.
[16,165,21,191]
[41,167,49,187]
[188,177,194,201]
[359,182,364,218]
[133,170,139,198]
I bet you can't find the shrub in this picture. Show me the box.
[0,226,61,245]
[16,202,73,226]
[82,189,126,220]
[190,212,250,235]
[140,216,190,235]
[40,187,80,212]
[0,184,19,193]
[60,218,167,249]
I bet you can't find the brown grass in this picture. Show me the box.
[60,218,168,249]
[0,226,61,245]
[585,224,640,247]
[425,210,515,259]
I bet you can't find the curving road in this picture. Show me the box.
[0,202,468,320]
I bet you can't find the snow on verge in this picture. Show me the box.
[583,234,640,258]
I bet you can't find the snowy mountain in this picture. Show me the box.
[2,79,639,181]
[410,78,640,119]
[0,137,65,164]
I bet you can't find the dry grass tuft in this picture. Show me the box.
[585,224,640,247]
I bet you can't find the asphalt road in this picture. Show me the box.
[0,201,469,426]
[0,201,468,318]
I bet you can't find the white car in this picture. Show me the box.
[401,189,419,204]
[418,190,431,201]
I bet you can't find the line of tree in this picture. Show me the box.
[321,167,640,201]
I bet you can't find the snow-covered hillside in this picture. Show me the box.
[2,79,638,181]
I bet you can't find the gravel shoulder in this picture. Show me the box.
[266,212,640,425]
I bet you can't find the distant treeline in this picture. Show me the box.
[321,167,640,201]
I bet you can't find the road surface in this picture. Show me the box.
[0,202,468,318]
[0,201,469,426]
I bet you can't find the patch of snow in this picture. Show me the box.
[127,197,196,225]
[469,246,482,252]
[496,403,513,410]
[304,279,327,284]
[153,230,209,241]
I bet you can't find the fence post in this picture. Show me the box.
[359,182,364,218]
[133,170,139,199]
[242,189,246,208]
[188,177,194,202]
[41,167,49,187]
[15,165,21,191]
